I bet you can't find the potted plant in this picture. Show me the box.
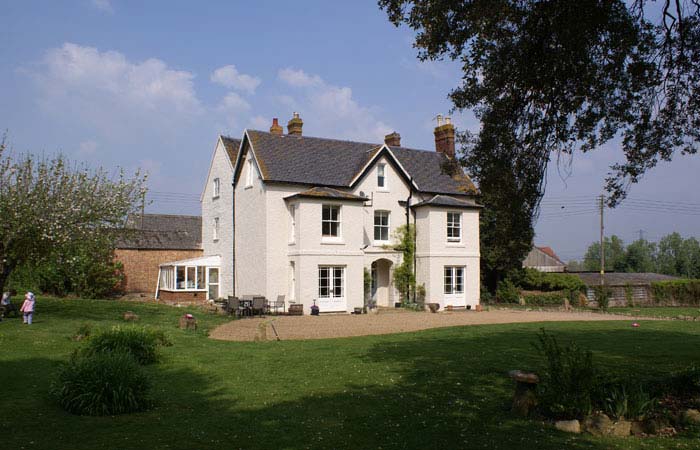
[310,300,320,316]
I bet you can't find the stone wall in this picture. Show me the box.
[115,248,203,295]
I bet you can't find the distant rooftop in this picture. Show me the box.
[117,213,202,250]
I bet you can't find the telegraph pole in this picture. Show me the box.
[599,194,605,287]
[637,229,645,241]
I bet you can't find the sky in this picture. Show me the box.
[1,0,698,261]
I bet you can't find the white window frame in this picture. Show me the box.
[212,177,220,199]
[377,163,387,189]
[373,210,390,243]
[289,204,296,243]
[318,266,344,299]
[447,212,462,242]
[245,158,254,188]
[208,267,219,299]
[213,217,220,241]
[321,204,341,240]
[444,266,465,294]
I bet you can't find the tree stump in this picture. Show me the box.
[508,370,539,416]
[179,314,197,331]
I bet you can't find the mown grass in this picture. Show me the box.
[608,306,700,319]
[1,297,699,450]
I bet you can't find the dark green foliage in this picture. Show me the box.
[651,280,700,306]
[82,326,171,365]
[599,381,656,420]
[496,279,520,303]
[521,291,566,306]
[667,365,700,397]
[593,285,611,310]
[52,351,151,416]
[534,329,596,419]
[520,268,586,293]
[583,236,628,272]
[391,225,416,302]
[73,323,92,341]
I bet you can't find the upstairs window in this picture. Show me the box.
[447,212,461,242]
[213,217,220,241]
[245,159,254,187]
[374,210,390,242]
[377,164,386,189]
[289,204,296,243]
[213,178,220,198]
[322,205,340,238]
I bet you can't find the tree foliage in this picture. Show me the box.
[0,135,147,294]
[380,0,700,289]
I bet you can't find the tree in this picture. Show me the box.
[624,239,656,272]
[582,235,626,272]
[380,0,700,287]
[0,136,146,294]
[391,224,416,302]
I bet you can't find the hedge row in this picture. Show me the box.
[521,291,568,306]
[651,279,700,306]
[519,268,586,293]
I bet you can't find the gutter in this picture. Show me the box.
[232,176,236,298]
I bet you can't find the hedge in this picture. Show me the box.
[522,291,568,306]
[520,268,586,293]
[651,279,700,306]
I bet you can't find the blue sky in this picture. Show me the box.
[2,0,698,261]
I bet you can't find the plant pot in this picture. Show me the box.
[353,307,363,315]
[427,303,440,313]
[394,302,402,308]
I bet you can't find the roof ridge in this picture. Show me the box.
[248,129,380,147]
[135,213,201,218]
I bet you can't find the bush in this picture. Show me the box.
[82,326,171,365]
[496,279,520,303]
[520,268,586,293]
[651,279,700,306]
[667,365,700,397]
[598,381,656,420]
[593,285,611,310]
[521,291,567,306]
[534,329,597,419]
[52,352,151,416]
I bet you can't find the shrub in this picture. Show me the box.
[52,352,151,416]
[599,381,656,420]
[521,291,567,306]
[82,326,171,365]
[520,268,586,293]
[534,329,597,419]
[496,279,520,303]
[667,365,700,397]
[72,323,92,341]
[651,279,700,306]
[593,285,611,310]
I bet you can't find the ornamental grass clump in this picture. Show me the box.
[82,326,171,365]
[52,351,151,416]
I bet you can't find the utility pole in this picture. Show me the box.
[599,194,605,287]
[637,229,645,241]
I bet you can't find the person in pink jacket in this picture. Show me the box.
[20,292,35,325]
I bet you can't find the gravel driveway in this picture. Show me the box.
[209,308,652,342]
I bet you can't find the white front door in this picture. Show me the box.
[444,266,466,307]
[317,266,346,312]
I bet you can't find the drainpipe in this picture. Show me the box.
[405,177,413,302]
[413,197,417,303]
[232,176,236,298]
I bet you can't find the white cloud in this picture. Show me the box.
[276,68,392,142]
[210,65,261,94]
[278,68,323,88]
[90,0,114,13]
[217,92,250,112]
[78,140,98,156]
[249,115,271,130]
[32,43,202,135]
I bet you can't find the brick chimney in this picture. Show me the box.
[287,112,303,136]
[384,132,401,147]
[269,118,283,135]
[434,115,455,158]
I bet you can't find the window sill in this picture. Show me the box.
[447,241,464,246]
[373,241,390,247]
[376,188,389,193]
[321,239,345,245]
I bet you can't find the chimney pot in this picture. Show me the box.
[384,132,401,147]
[270,117,283,135]
[287,112,303,136]
[434,117,455,158]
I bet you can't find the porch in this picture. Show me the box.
[156,255,221,302]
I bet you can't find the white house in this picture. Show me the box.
[157,114,482,312]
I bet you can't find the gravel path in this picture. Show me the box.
[209,309,655,342]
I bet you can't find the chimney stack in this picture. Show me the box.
[434,115,455,158]
[269,118,283,135]
[287,112,303,136]
[384,132,401,147]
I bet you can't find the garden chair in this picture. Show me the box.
[225,296,242,317]
[251,296,266,317]
[269,295,285,315]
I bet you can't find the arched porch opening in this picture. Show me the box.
[370,258,394,307]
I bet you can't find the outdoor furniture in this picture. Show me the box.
[225,296,246,317]
[269,295,285,315]
[251,296,266,317]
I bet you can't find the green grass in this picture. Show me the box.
[608,306,700,319]
[1,297,699,450]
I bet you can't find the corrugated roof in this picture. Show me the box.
[117,214,202,250]
[245,130,478,196]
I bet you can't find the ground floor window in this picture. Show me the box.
[208,268,219,299]
[444,266,465,294]
[319,266,344,299]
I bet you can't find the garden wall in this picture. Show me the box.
[114,249,203,295]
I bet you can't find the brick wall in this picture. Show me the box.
[115,249,203,294]
[157,290,207,304]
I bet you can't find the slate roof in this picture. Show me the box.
[220,136,242,165]
[284,187,368,202]
[245,130,478,196]
[573,272,679,287]
[117,214,202,250]
[412,194,482,209]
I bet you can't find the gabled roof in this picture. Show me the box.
[117,214,202,250]
[412,194,482,209]
[284,187,368,202]
[536,246,564,266]
[220,136,242,165]
[242,130,478,196]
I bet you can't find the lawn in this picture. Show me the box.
[1,297,699,450]
[608,306,700,319]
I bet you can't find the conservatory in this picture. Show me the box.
[155,255,221,301]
